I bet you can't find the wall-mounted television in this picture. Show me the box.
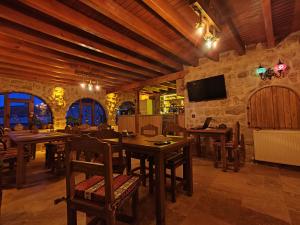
[187,75,227,102]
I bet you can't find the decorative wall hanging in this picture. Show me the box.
[49,87,66,107]
[255,60,288,80]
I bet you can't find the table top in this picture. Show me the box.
[8,130,73,143]
[104,135,190,152]
[187,128,232,135]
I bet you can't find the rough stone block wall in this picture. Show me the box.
[184,31,300,161]
[0,79,107,129]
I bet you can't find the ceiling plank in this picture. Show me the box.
[0,3,170,75]
[261,0,275,47]
[109,70,187,93]
[79,0,198,66]
[141,0,201,48]
[0,60,122,86]
[0,36,146,82]
[0,20,157,79]
[0,44,134,83]
[21,0,182,71]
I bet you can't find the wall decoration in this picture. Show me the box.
[255,60,288,80]
[49,87,66,107]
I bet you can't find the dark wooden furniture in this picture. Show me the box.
[214,122,241,172]
[163,124,187,202]
[91,129,126,174]
[133,124,159,186]
[8,131,73,188]
[104,135,193,225]
[65,135,141,225]
[187,128,232,172]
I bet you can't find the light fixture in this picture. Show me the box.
[274,60,287,77]
[80,82,86,88]
[192,2,220,50]
[195,22,205,36]
[255,60,288,80]
[79,79,101,92]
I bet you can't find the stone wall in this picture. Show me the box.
[0,78,107,129]
[184,31,300,160]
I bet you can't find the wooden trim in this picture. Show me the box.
[109,70,187,93]
[261,0,275,47]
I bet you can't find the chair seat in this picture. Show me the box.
[75,174,140,206]
[166,153,185,167]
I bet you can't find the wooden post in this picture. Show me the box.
[135,90,140,133]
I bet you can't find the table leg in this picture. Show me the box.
[221,134,227,172]
[125,150,132,175]
[16,143,25,188]
[183,143,193,196]
[154,152,165,225]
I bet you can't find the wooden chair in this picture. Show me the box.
[92,129,126,174]
[13,123,24,131]
[130,124,158,186]
[98,123,112,131]
[162,124,187,202]
[213,122,242,172]
[65,135,141,225]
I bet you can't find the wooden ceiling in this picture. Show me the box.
[0,0,299,91]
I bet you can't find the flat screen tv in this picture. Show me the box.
[187,75,227,102]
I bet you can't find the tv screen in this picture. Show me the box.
[187,75,227,102]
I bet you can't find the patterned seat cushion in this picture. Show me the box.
[75,174,140,205]
[0,149,17,160]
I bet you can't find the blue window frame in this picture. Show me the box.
[66,98,106,126]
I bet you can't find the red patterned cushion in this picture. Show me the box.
[75,174,140,205]
[0,149,17,160]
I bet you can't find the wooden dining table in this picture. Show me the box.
[8,130,73,188]
[187,128,232,171]
[104,135,193,225]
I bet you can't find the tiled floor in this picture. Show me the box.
[1,151,300,225]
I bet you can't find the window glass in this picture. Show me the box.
[34,97,52,127]
[0,95,4,126]
[9,93,31,99]
[66,99,106,126]
[10,102,29,128]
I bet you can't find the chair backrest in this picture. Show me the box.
[93,129,122,144]
[141,124,158,137]
[163,124,187,138]
[98,123,111,131]
[65,135,114,207]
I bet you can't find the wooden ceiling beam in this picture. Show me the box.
[0,72,75,85]
[21,0,182,71]
[0,45,134,83]
[141,0,202,49]
[0,20,157,79]
[0,60,122,86]
[0,67,116,88]
[0,35,145,82]
[261,0,275,47]
[0,3,170,75]
[108,70,187,93]
[79,0,197,66]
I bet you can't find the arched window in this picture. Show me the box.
[66,98,106,126]
[0,92,53,128]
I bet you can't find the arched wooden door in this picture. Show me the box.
[247,86,300,129]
